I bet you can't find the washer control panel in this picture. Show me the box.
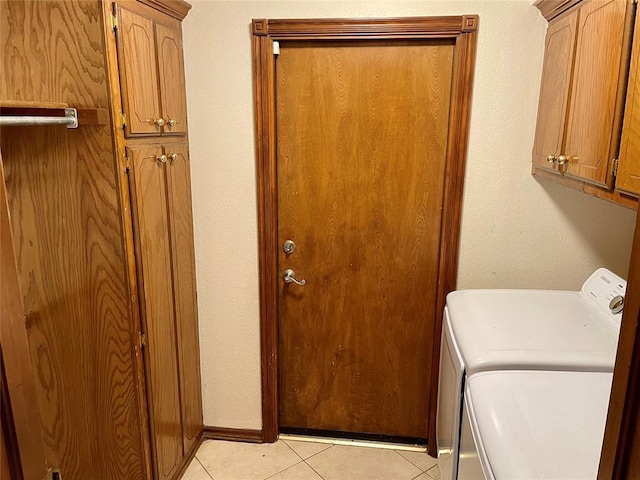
[581,268,627,321]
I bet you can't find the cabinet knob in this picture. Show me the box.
[167,119,177,127]
[154,118,165,127]
[168,153,178,165]
[546,155,557,164]
[156,154,167,165]
[557,155,569,174]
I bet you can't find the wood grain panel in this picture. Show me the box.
[128,145,183,480]
[563,0,628,186]
[165,144,203,455]
[598,212,640,479]
[277,40,454,438]
[1,1,146,478]
[117,4,162,135]
[0,156,49,480]
[156,23,188,135]
[532,11,577,171]
[616,7,640,196]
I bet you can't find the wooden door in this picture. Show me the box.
[117,5,162,135]
[277,40,454,438]
[128,146,183,479]
[617,8,640,196]
[564,0,629,186]
[156,23,188,135]
[531,11,577,171]
[165,144,203,454]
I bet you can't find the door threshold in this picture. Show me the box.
[278,434,427,453]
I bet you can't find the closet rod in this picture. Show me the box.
[0,108,78,128]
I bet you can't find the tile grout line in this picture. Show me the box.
[262,460,306,480]
[281,439,305,462]
[298,443,334,462]
[195,455,216,480]
[393,449,428,473]
[302,458,326,480]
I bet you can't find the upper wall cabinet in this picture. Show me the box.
[617,7,640,195]
[116,3,188,136]
[533,0,637,208]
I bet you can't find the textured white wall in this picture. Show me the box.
[183,0,637,429]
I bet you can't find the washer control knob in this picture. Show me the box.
[609,295,625,315]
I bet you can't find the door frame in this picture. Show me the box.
[252,16,479,454]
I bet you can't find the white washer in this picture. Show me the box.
[458,370,612,480]
[436,268,626,480]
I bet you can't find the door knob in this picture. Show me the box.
[154,118,165,127]
[546,155,557,164]
[168,153,178,165]
[156,154,167,166]
[167,119,177,126]
[283,269,306,286]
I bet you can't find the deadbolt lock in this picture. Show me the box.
[283,240,296,255]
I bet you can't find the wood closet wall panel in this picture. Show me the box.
[165,144,202,454]
[0,1,146,478]
[128,145,184,480]
[2,126,146,479]
[155,23,188,135]
[0,1,110,108]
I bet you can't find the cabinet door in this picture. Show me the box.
[165,144,203,454]
[156,23,188,135]
[532,11,578,171]
[128,146,183,480]
[564,0,629,186]
[117,6,162,135]
[617,9,640,196]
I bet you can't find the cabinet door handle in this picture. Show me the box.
[167,119,177,127]
[557,155,569,174]
[155,154,167,166]
[168,153,178,165]
[154,118,165,127]
[546,155,557,164]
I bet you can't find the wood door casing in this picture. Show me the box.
[118,5,161,135]
[563,0,628,186]
[128,145,183,480]
[532,11,578,171]
[165,144,203,453]
[617,7,640,196]
[156,23,188,135]
[277,40,454,438]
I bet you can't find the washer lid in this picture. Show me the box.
[465,370,612,480]
[446,288,619,374]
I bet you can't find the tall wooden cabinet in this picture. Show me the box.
[110,0,203,478]
[0,0,202,479]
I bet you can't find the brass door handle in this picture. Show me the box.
[168,153,178,165]
[156,154,167,166]
[283,269,306,286]
[546,155,557,164]
[167,119,177,127]
[154,118,165,127]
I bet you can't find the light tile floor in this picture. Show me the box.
[183,439,440,480]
